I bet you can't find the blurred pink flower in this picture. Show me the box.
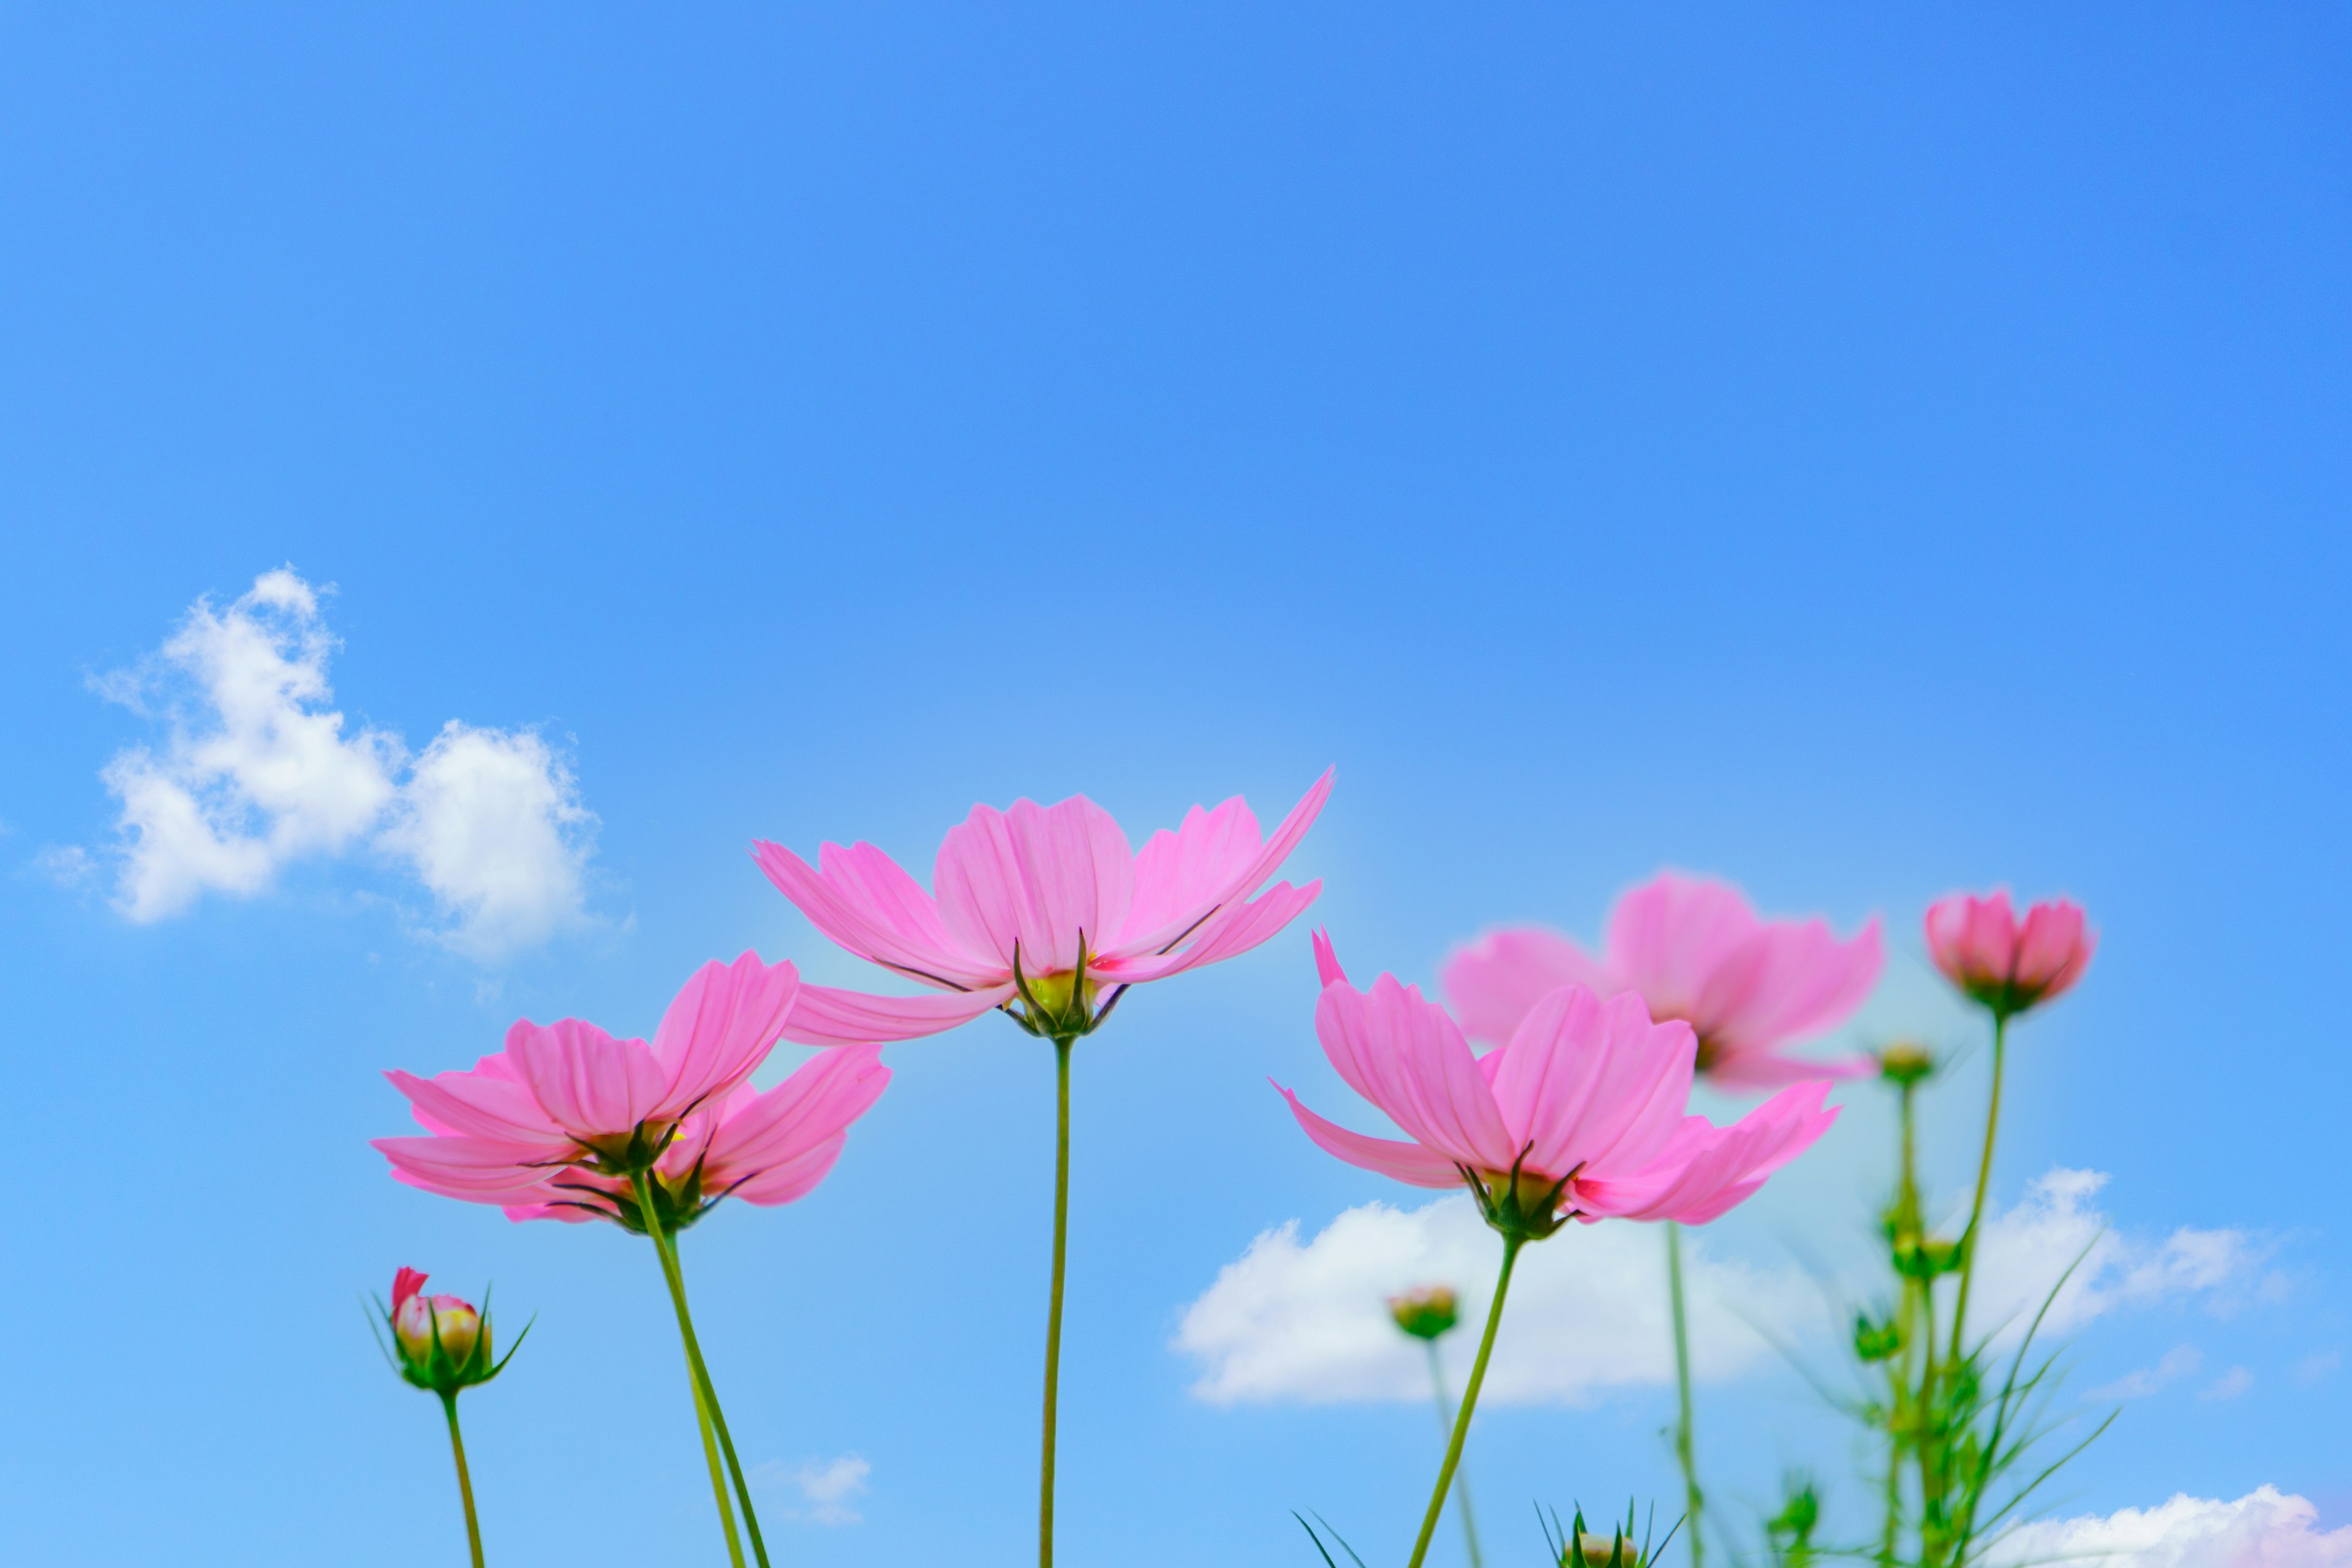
[756,771,1332,1043]
[1442,872,1882,1090]
[374,952,888,1227]
[1924,889,2095,1017]
[1279,932,1838,1234]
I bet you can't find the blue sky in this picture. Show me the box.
[4,5,2348,1566]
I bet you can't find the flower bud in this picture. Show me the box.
[1924,891,2095,1019]
[383,1267,510,1393]
[1387,1285,1460,1341]
[1877,1041,1935,1087]
[1575,1534,1639,1568]
[1852,1310,1902,1362]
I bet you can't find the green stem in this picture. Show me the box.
[1041,1036,1074,1568]
[1948,1012,2009,1365]
[630,1173,754,1568]
[1408,1234,1523,1568]
[1425,1341,1486,1568]
[439,1392,485,1568]
[1667,1219,1705,1568]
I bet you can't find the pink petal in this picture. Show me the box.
[933,796,1136,976]
[507,1018,669,1142]
[1109,769,1333,957]
[1275,1083,1468,1189]
[392,1268,428,1313]
[1441,928,1615,1047]
[386,1062,568,1144]
[650,952,801,1119]
[375,1135,574,1200]
[1926,890,2017,990]
[1313,971,1517,1171]
[1311,926,1349,989]
[2015,899,2095,1000]
[1604,874,1760,1023]
[1703,1048,1877,1090]
[725,1133,849,1206]
[1117,795,1267,955]
[779,981,1013,1044]
[1692,916,1883,1058]
[702,1043,891,1196]
[1096,880,1321,984]
[752,837,999,989]
[1488,987,1697,1182]
[1575,1081,1838,1223]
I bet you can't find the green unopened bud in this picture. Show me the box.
[1878,1042,1936,1087]
[1574,1534,1640,1568]
[1891,1231,1964,1280]
[1853,1310,1902,1362]
[1387,1285,1460,1340]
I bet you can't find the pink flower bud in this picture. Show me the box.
[1924,891,2095,1018]
[390,1270,486,1370]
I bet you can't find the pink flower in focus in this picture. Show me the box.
[499,1042,893,1232]
[1924,890,2095,1017]
[373,951,886,1228]
[1442,872,1882,1090]
[1279,932,1839,1237]
[756,771,1332,1044]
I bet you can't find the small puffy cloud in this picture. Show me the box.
[1994,1488,2352,1568]
[1966,1169,2271,1344]
[2089,1344,2202,1401]
[2294,1352,2340,1385]
[1173,1194,1817,1406]
[1178,1169,2269,1408]
[754,1455,870,1526]
[378,723,592,959]
[73,568,593,958]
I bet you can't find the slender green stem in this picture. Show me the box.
[1948,1012,2009,1364]
[629,1174,751,1568]
[1408,1234,1523,1568]
[439,1392,485,1568]
[1425,1341,1486,1568]
[1041,1036,1074,1568]
[1666,1219,1705,1568]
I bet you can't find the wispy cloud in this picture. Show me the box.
[2294,1351,2340,1385]
[753,1455,871,1525]
[2089,1344,2202,1401]
[67,568,595,959]
[2199,1365,2253,1401]
[1993,1487,2352,1568]
[1964,1169,2274,1344]
[1177,1168,2269,1408]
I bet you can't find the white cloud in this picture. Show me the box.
[2089,1344,2201,1401]
[2199,1366,2253,1401]
[1994,1488,2352,1568]
[1173,1194,1818,1406]
[75,568,593,957]
[379,722,593,959]
[1178,1169,2269,1408]
[754,1455,870,1526]
[2294,1352,2340,1385]
[1965,1169,2271,1345]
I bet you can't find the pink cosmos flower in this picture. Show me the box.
[1924,890,2095,1017]
[392,1268,484,1365]
[1441,872,1882,1090]
[374,952,889,1228]
[1279,932,1838,1234]
[756,771,1332,1043]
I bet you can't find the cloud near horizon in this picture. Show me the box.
[1992,1488,2352,1568]
[753,1455,871,1526]
[1175,1167,2264,1406]
[72,568,594,959]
